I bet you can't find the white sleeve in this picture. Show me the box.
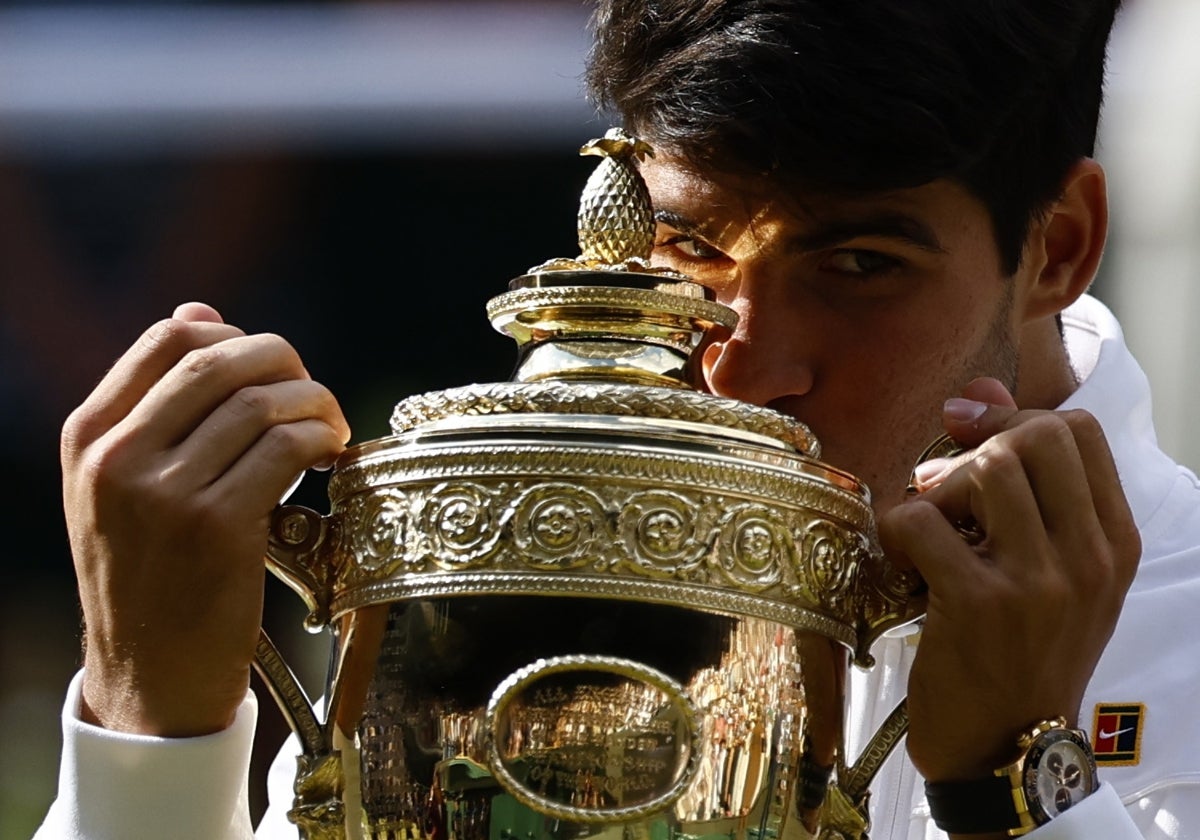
[254,727,304,838]
[1023,783,1143,839]
[33,670,258,840]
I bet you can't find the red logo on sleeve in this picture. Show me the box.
[1091,703,1145,766]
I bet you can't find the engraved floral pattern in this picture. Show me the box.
[795,521,856,609]
[513,485,606,569]
[419,483,501,569]
[310,439,910,656]
[618,490,710,575]
[348,492,409,575]
[531,501,581,550]
[715,509,786,590]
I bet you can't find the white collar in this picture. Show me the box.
[1060,294,1193,547]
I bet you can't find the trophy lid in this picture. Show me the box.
[394,127,821,460]
[269,129,921,666]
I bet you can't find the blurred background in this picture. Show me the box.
[1,1,1196,836]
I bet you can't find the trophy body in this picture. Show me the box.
[256,131,922,840]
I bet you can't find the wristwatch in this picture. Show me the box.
[925,717,1099,836]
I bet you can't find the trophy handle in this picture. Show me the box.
[854,553,926,668]
[817,701,910,840]
[258,503,333,752]
[265,504,335,630]
[253,630,346,840]
[840,699,909,801]
[253,629,327,761]
[256,504,348,840]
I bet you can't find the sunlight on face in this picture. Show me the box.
[640,153,1022,513]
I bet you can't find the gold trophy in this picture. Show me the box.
[254,129,925,840]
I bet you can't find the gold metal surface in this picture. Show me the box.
[256,130,926,840]
[288,752,346,840]
[484,654,702,823]
[578,128,655,264]
[313,600,851,840]
[491,282,733,384]
[526,127,675,274]
[269,414,894,653]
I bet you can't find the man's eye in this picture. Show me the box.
[822,250,899,275]
[655,234,725,260]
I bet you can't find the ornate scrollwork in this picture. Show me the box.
[512,484,607,569]
[853,553,925,666]
[317,457,881,642]
[617,490,711,576]
[791,521,863,614]
[418,482,501,569]
[350,491,409,575]
[287,751,346,840]
[389,381,819,458]
[716,508,789,590]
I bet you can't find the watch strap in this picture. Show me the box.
[925,774,1024,835]
[797,750,834,810]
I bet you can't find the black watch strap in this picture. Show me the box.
[925,775,1021,834]
[797,749,834,810]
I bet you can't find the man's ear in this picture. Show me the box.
[1020,158,1108,322]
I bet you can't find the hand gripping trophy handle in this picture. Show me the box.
[254,130,925,840]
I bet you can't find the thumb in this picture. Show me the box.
[960,376,1018,408]
[172,301,225,324]
[941,376,1019,447]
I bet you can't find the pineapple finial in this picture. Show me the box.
[577,128,656,264]
[526,128,684,275]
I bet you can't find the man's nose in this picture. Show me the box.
[701,292,815,408]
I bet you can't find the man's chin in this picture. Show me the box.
[815,447,919,519]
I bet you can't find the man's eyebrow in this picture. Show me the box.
[653,210,712,239]
[788,213,946,254]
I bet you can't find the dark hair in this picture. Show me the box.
[586,0,1121,274]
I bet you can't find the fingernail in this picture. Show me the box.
[944,397,988,424]
[912,457,951,487]
[279,472,305,504]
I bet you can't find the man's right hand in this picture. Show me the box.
[61,302,351,738]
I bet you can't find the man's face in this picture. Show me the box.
[641,154,1025,515]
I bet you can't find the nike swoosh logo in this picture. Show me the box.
[1098,726,1135,740]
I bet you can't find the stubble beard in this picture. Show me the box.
[869,283,1020,517]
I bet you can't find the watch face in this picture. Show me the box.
[1024,729,1099,823]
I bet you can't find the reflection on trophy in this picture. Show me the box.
[253,128,925,840]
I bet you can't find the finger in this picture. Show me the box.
[173,379,350,486]
[940,398,1124,545]
[918,415,1119,595]
[172,301,225,324]
[117,333,311,455]
[207,417,349,514]
[1000,414,1101,550]
[958,383,1137,561]
[940,377,1019,448]
[1054,409,1141,574]
[879,498,987,595]
[63,317,246,453]
[960,376,1018,408]
[916,439,1048,562]
[942,399,1019,448]
[912,454,962,491]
